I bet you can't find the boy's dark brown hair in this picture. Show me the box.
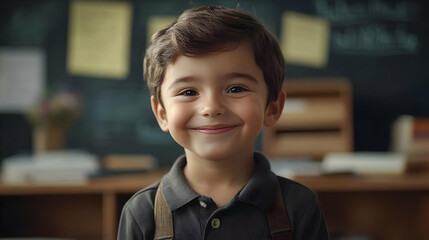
[144,6,284,105]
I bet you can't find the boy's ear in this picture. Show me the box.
[264,90,286,127]
[151,96,169,132]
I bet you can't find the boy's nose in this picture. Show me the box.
[200,94,226,117]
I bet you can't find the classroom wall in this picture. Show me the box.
[0,0,428,165]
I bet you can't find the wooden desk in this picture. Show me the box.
[294,174,429,240]
[0,170,167,240]
[1,172,429,240]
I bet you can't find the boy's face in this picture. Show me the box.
[151,40,284,161]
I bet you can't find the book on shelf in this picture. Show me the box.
[391,115,429,155]
[322,152,407,175]
[88,154,158,178]
[1,150,99,185]
[269,158,322,179]
[103,154,157,170]
[391,115,429,172]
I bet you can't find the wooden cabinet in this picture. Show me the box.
[0,171,166,240]
[295,173,429,240]
[264,79,353,159]
[2,170,429,240]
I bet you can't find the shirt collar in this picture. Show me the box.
[238,152,278,211]
[161,155,200,211]
[161,152,278,211]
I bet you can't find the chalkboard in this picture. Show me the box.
[312,0,428,151]
[0,0,428,165]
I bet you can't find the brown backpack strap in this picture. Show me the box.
[154,182,291,240]
[267,184,293,240]
[154,182,174,240]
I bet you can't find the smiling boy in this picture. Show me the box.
[118,6,329,240]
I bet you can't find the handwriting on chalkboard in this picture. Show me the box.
[315,0,419,55]
[331,23,418,55]
[315,0,418,22]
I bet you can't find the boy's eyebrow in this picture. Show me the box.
[224,72,258,82]
[167,76,198,90]
[168,72,258,90]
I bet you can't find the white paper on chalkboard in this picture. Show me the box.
[0,48,45,113]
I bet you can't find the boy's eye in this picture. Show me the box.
[227,86,247,93]
[178,89,198,96]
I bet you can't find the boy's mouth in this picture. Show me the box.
[191,125,237,135]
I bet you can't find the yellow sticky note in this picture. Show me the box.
[280,12,330,68]
[67,1,133,79]
[147,16,177,46]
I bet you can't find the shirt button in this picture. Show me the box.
[211,218,221,229]
[199,201,207,208]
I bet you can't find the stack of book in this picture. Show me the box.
[89,154,157,178]
[1,150,99,185]
[322,152,407,175]
[391,115,429,172]
[269,158,322,179]
[409,118,429,155]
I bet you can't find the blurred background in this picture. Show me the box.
[0,0,428,240]
[1,0,428,164]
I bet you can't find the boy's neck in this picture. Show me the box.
[183,150,255,207]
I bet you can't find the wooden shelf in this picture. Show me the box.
[276,97,346,130]
[269,132,349,157]
[264,78,353,159]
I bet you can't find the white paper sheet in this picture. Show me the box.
[0,48,45,113]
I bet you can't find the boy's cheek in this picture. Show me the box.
[234,104,265,129]
[236,99,265,117]
[167,107,191,129]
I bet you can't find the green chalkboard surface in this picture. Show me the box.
[0,0,428,165]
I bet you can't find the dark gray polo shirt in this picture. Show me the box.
[117,152,329,240]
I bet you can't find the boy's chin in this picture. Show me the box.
[185,150,227,161]
[184,148,249,162]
